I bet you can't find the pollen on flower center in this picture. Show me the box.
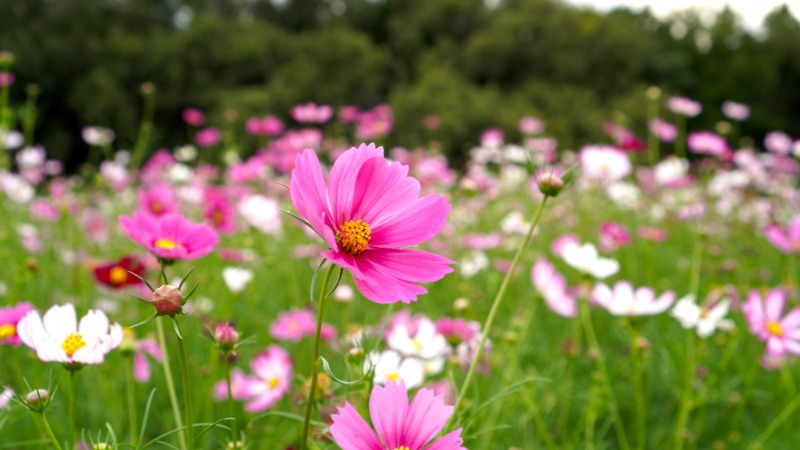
[267,378,279,388]
[154,238,183,251]
[412,338,424,350]
[337,220,371,255]
[386,372,400,381]
[767,321,784,337]
[393,447,410,450]
[62,332,87,357]
[109,266,128,285]
[0,324,16,339]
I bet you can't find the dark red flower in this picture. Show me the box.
[93,256,146,289]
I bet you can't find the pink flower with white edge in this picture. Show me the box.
[238,345,293,412]
[687,131,729,157]
[329,380,466,450]
[291,102,334,124]
[666,96,702,117]
[17,304,123,368]
[592,282,675,316]
[0,302,35,346]
[270,308,336,342]
[290,143,455,304]
[579,145,631,182]
[743,289,800,356]
[764,217,800,253]
[532,258,577,318]
[119,212,219,261]
[764,131,793,155]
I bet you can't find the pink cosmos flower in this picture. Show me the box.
[480,128,504,148]
[356,104,393,140]
[551,233,580,257]
[518,116,545,135]
[764,131,793,155]
[291,102,334,124]
[132,336,162,382]
[638,226,668,242]
[0,72,14,87]
[722,101,750,121]
[592,281,675,316]
[289,143,455,304]
[650,118,677,143]
[743,289,800,356]
[202,188,236,234]
[435,317,479,346]
[599,222,631,252]
[764,217,800,253]
[213,368,251,401]
[270,308,336,342]
[532,258,577,318]
[17,303,123,366]
[246,115,284,136]
[119,212,219,261]
[182,108,205,126]
[687,131,730,157]
[138,183,180,217]
[195,127,222,147]
[0,302,35,346]
[666,96,702,117]
[329,380,466,450]
[237,345,293,412]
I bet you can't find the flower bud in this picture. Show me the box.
[140,82,155,96]
[0,51,13,69]
[25,389,49,409]
[213,323,240,350]
[646,86,661,100]
[538,173,565,197]
[152,285,183,316]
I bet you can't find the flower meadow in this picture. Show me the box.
[1,57,800,450]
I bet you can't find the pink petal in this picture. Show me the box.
[138,339,163,362]
[330,402,384,450]
[370,194,450,248]
[403,387,453,450]
[767,337,786,356]
[133,350,151,382]
[290,149,331,236]
[369,381,408,449]
[328,143,383,225]
[350,157,421,226]
[424,429,467,450]
[781,307,800,330]
[764,225,790,252]
[743,291,765,334]
[765,289,786,322]
[352,248,454,304]
[789,218,800,243]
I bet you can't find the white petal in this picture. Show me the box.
[79,309,110,342]
[43,304,77,342]
[591,258,619,279]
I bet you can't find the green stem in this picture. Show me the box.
[126,357,138,447]
[747,392,800,450]
[68,371,75,450]
[173,318,193,450]
[447,196,549,431]
[38,413,64,450]
[299,263,336,450]
[224,357,239,449]
[579,299,630,450]
[675,114,687,159]
[131,88,155,169]
[630,324,646,450]
[156,316,186,450]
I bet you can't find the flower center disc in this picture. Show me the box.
[110,266,128,285]
[0,324,16,340]
[62,332,87,357]
[268,378,279,388]
[394,446,410,450]
[767,321,784,337]
[337,220,371,255]
[154,238,183,251]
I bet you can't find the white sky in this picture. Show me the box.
[566,0,800,30]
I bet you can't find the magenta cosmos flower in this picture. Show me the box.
[119,211,219,261]
[743,289,800,356]
[290,143,454,304]
[0,302,35,346]
[330,380,466,450]
[764,217,800,253]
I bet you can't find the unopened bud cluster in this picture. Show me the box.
[153,285,183,316]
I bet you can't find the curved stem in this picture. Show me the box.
[299,263,336,450]
[447,196,549,432]
[747,392,800,450]
[156,316,186,450]
[630,324,646,450]
[580,299,630,450]
[224,357,239,449]
[173,318,194,450]
[68,371,75,450]
[126,357,138,447]
[38,413,64,450]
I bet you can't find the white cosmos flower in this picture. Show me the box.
[1,129,23,150]
[0,387,13,409]
[222,267,254,293]
[238,195,282,234]
[367,350,425,389]
[592,281,675,316]
[17,304,123,367]
[671,295,734,338]
[387,318,450,362]
[460,251,489,278]
[562,242,619,279]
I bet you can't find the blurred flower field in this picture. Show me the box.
[1,52,800,449]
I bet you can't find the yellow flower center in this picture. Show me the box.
[386,372,400,382]
[0,324,16,340]
[337,220,371,255]
[412,338,424,350]
[212,210,224,226]
[109,266,128,285]
[767,321,784,337]
[268,378,279,388]
[62,332,87,357]
[151,201,164,214]
[154,238,183,251]
[394,447,410,450]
